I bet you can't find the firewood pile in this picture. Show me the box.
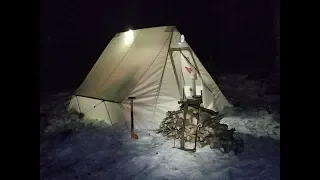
[157,105,243,154]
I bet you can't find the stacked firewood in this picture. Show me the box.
[157,106,237,153]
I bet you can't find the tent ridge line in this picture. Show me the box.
[94,29,143,96]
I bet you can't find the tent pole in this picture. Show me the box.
[191,71,197,98]
[180,101,188,149]
[128,97,138,139]
[169,52,183,99]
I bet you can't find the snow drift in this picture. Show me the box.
[40,90,280,180]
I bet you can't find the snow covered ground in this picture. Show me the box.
[40,88,280,180]
[221,108,280,141]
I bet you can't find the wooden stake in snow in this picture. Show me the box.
[194,103,201,151]
[180,100,188,149]
[129,97,138,139]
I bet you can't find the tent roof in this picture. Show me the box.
[76,26,176,102]
[74,25,231,112]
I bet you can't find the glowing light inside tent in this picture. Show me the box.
[178,34,185,45]
[184,86,202,98]
[180,34,185,43]
[124,29,134,45]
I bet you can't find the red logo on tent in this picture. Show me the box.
[185,67,192,74]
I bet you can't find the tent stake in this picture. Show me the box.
[194,104,201,152]
[129,97,138,139]
[180,101,188,149]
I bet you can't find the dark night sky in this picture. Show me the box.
[40,0,279,92]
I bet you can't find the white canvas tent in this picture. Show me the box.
[68,26,232,130]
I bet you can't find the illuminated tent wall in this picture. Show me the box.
[68,26,232,130]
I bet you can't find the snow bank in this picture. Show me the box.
[40,91,279,180]
[221,108,280,141]
[41,126,280,180]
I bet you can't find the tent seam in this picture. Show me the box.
[94,30,143,95]
[122,35,171,102]
[82,101,104,114]
[75,37,115,94]
[103,101,113,125]
[151,31,174,122]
